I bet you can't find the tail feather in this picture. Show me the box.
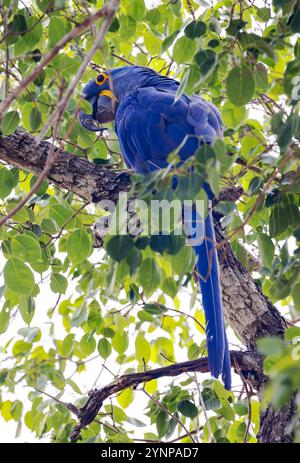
[222,327,232,390]
[190,207,231,389]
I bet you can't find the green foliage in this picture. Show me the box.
[0,0,299,444]
[257,331,300,441]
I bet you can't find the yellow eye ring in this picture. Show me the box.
[95,73,108,86]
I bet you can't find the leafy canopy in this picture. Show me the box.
[0,0,300,443]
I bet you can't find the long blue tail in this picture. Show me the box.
[189,207,231,390]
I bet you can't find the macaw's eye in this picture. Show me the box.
[95,73,108,86]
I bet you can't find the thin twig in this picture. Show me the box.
[0,4,116,120]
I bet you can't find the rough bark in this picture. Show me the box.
[0,129,131,203]
[214,223,286,349]
[0,129,293,442]
[70,350,265,441]
[258,399,296,443]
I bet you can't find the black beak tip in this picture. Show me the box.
[78,111,107,132]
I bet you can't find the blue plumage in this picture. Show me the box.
[79,66,231,389]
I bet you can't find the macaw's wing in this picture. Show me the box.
[115,87,222,174]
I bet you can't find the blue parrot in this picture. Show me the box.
[79,66,231,390]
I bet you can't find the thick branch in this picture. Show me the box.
[0,129,131,203]
[214,222,286,350]
[70,350,264,442]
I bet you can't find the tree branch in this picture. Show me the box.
[0,129,131,203]
[69,350,264,442]
[0,2,119,120]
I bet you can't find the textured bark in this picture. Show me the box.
[70,350,264,441]
[0,129,131,203]
[258,399,296,443]
[214,223,286,350]
[0,129,293,442]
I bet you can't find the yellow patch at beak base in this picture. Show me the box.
[99,90,118,101]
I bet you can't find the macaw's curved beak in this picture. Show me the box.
[78,110,107,132]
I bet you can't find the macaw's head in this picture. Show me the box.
[79,66,161,131]
[78,69,116,132]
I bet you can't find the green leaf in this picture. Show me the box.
[98,338,112,359]
[23,16,43,47]
[194,50,216,76]
[292,283,300,311]
[106,235,134,262]
[249,177,262,195]
[170,246,195,275]
[257,337,285,356]
[0,306,10,334]
[19,297,35,325]
[1,111,20,136]
[135,334,151,363]
[163,30,180,52]
[289,4,300,33]
[119,15,136,40]
[269,205,289,237]
[215,201,236,216]
[173,36,196,64]
[144,303,166,315]
[222,102,247,129]
[256,7,271,22]
[67,229,92,265]
[61,334,75,357]
[0,167,15,199]
[139,257,161,294]
[127,0,145,20]
[48,17,66,47]
[117,388,134,408]
[80,334,96,355]
[175,68,190,101]
[177,400,198,419]
[11,400,23,421]
[257,233,275,269]
[11,234,41,263]
[50,273,68,294]
[29,107,42,131]
[149,235,170,254]
[49,202,73,227]
[202,387,221,410]
[12,340,32,356]
[238,32,275,59]
[233,400,249,416]
[226,66,255,106]
[156,410,168,437]
[184,20,206,38]
[12,13,27,33]
[4,258,35,295]
[112,331,129,354]
[254,64,268,91]
[162,277,178,298]
[176,173,202,201]
[144,31,161,55]
[145,8,161,26]
[109,17,120,33]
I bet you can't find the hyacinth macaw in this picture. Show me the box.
[79,66,231,389]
